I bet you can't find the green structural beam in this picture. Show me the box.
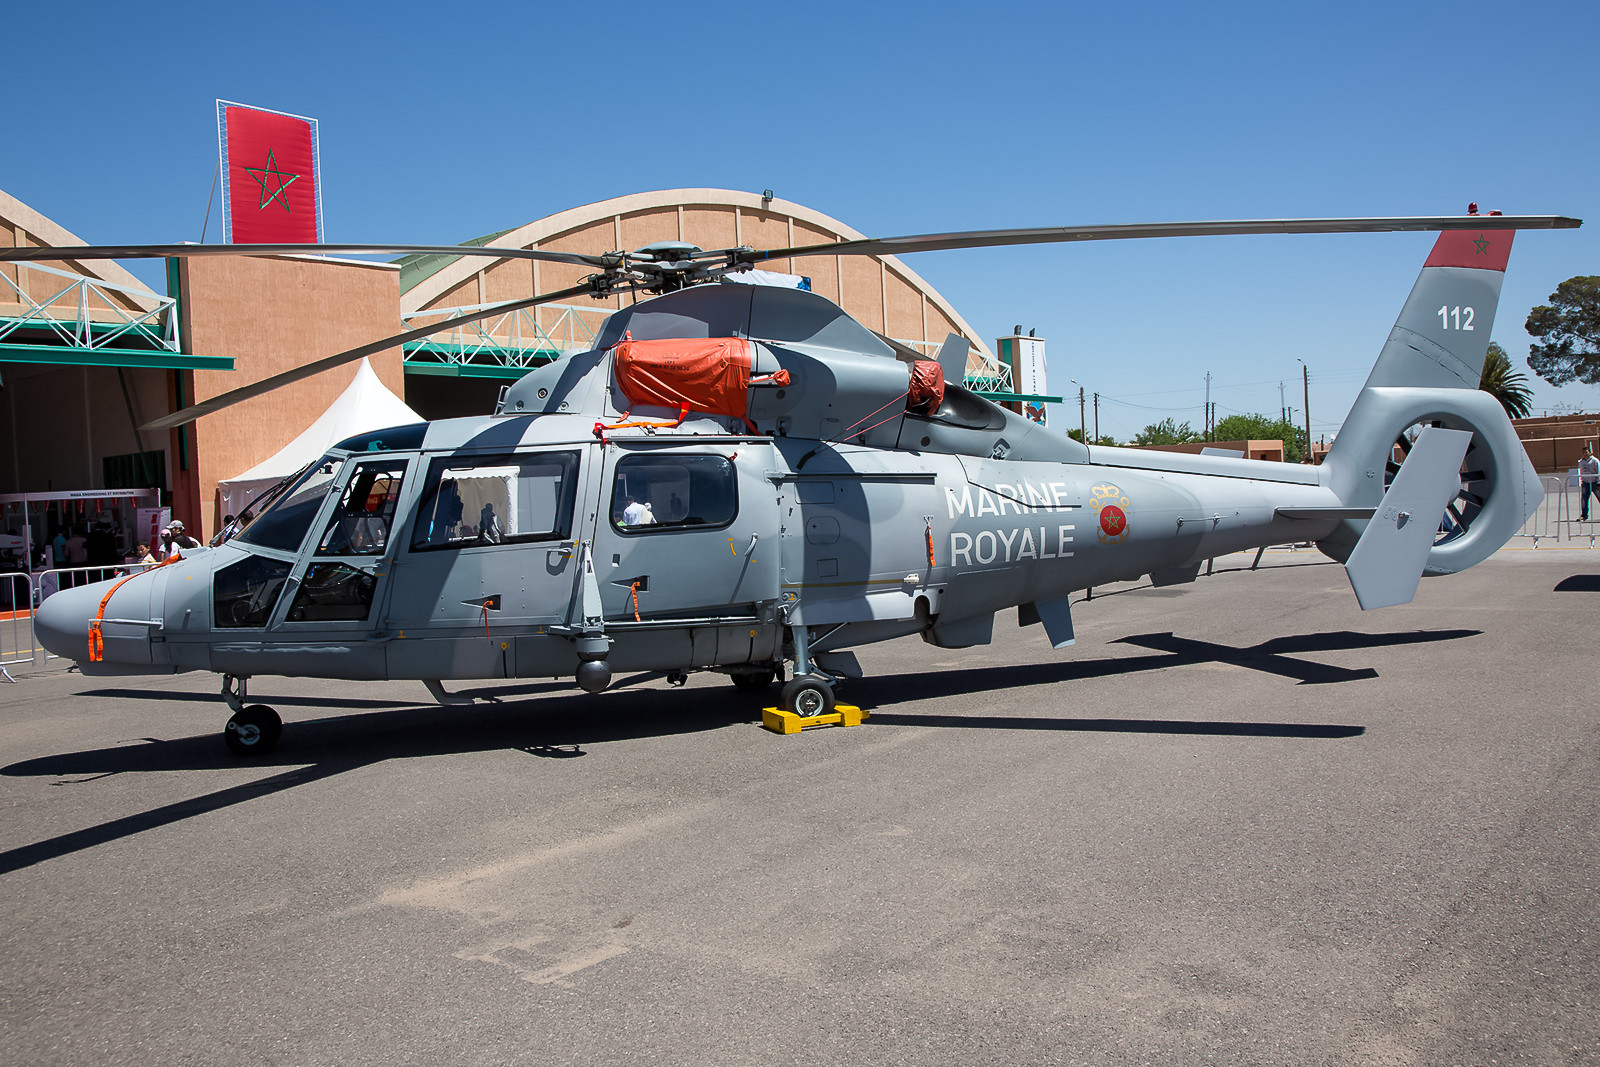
[402,360,543,380]
[0,343,234,371]
[971,390,1064,404]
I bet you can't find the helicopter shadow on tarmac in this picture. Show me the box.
[0,626,1479,876]
[853,627,1479,737]
[0,676,751,876]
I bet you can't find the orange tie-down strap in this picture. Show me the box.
[88,554,181,661]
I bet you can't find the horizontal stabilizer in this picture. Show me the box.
[1019,596,1076,649]
[1343,426,1473,610]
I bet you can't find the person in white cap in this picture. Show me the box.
[165,521,201,557]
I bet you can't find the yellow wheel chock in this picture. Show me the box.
[761,704,868,734]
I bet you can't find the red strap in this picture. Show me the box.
[88,554,181,662]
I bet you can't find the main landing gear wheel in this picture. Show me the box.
[224,704,282,757]
[781,674,835,718]
[731,670,776,692]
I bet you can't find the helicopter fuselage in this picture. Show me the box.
[36,408,1342,684]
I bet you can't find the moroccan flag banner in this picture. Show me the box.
[217,100,323,244]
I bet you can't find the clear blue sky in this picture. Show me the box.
[8,0,1598,441]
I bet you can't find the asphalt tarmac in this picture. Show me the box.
[2,548,1596,1066]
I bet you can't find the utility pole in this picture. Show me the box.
[1297,358,1311,463]
[1092,393,1099,443]
[1279,381,1287,425]
[1079,386,1086,443]
[1204,372,1212,441]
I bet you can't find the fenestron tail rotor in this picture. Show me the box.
[0,211,1579,431]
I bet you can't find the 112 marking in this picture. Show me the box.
[1437,305,1475,331]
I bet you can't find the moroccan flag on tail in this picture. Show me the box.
[217,100,324,244]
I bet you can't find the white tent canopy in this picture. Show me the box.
[216,358,422,520]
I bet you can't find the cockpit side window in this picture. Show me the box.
[409,451,579,552]
[316,460,407,556]
[234,455,342,554]
[214,555,293,628]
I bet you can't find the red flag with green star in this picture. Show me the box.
[217,100,323,244]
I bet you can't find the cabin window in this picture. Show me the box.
[285,562,377,622]
[234,454,342,554]
[316,459,408,556]
[213,555,293,628]
[610,454,737,532]
[410,450,579,551]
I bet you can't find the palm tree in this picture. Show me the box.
[1479,342,1534,419]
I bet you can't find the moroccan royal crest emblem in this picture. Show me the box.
[1089,482,1131,544]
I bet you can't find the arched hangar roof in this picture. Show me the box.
[397,189,996,366]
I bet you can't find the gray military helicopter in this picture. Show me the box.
[5,208,1579,754]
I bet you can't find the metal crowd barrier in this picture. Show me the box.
[0,563,157,677]
[1512,475,1568,547]
[1523,478,1600,548]
[0,571,39,677]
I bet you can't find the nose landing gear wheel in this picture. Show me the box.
[781,675,835,718]
[224,704,282,757]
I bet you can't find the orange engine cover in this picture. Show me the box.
[613,336,753,418]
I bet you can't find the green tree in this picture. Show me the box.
[1478,341,1534,419]
[1134,418,1198,445]
[1212,412,1305,463]
[1067,429,1118,446]
[1526,276,1600,386]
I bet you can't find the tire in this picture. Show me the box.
[781,675,835,718]
[224,704,282,757]
[731,670,776,692]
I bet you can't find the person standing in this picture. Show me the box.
[65,526,88,587]
[166,521,201,555]
[1580,443,1600,521]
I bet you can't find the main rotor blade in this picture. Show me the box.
[140,279,630,432]
[741,214,1582,263]
[0,242,611,269]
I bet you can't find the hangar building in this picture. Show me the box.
[1,187,1020,555]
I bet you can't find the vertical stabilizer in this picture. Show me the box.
[1320,221,1542,578]
[1357,226,1512,394]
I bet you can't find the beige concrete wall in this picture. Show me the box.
[1513,413,1599,440]
[1,188,160,323]
[1522,435,1598,475]
[180,254,402,538]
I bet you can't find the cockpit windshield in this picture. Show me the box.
[233,453,343,553]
